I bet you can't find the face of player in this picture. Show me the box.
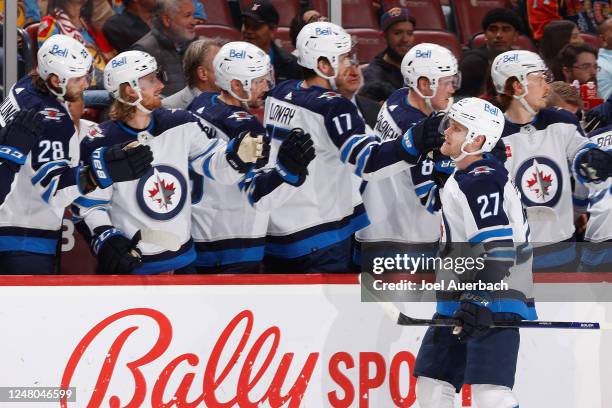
[166,0,196,42]
[430,74,460,111]
[63,74,90,102]
[384,21,415,59]
[137,72,165,110]
[335,53,362,98]
[523,71,551,112]
[484,22,518,53]
[569,52,598,84]
[242,18,275,53]
[441,118,469,158]
[248,74,272,108]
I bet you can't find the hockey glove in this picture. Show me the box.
[452,292,493,342]
[583,109,608,133]
[0,110,45,171]
[576,148,611,183]
[92,226,142,274]
[489,138,508,164]
[275,128,315,186]
[226,131,269,173]
[88,143,153,189]
[397,113,445,164]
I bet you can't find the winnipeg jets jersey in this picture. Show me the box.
[0,76,81,255]
[356,88,441,245]
[187,92,269,267]
[502,108,590,243]
[74,109,242,274]
[582,127,612,242]
[438,157,536,320]
[262,80,413,259]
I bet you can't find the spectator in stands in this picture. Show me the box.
[539,20,581,80]
[289,8,327,49]
[559,42,599,85]
[132,0,196,96]
[456,8,522,98]
[162,38,224,109]
[91,0,115,31]
[241,0,300,82]
[335,54,380,131]
[547,81,583,114]
[38,0,116,92]
[103,0,154,52]
[598,18,612,99]
[362,8,415,103]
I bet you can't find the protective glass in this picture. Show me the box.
[527,70,553,86]
[438,72,462,91]
[438,115,467,136]
[252,69,275,91]
[138,70,163,89]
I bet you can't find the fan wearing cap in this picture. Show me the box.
[492,50,611,270]
[361,7,416,103]
[74,50,269,275]
[414,97,533,408]
[456,7,522,98]
[0,34,154,274]
[241,0,301,83]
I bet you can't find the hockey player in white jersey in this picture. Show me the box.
[74,50,268,274]
[355,43,461,266]
[491,50,610,270]
[0,35,153,274]
[414,97,532,408]
[187,41,315,274]
[261,21,444,273]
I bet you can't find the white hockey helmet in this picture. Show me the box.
[401,43,460,99]
[440,97,505,161]
[213,41,273,104]
[37,34,93,99]
[491,50,549,114]
[104,50,158,113]
[296,21,352,89]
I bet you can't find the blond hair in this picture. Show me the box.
[109,83,137,122]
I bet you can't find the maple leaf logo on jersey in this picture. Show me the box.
[526,169,553,199]
[318,91,341,100]
[228,111,252,121]
[38,108,66,121]
[148,173,176,210]
[469,166,494,176]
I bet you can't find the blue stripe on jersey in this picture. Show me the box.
[132,245,197,274]
[194,245,265,266]
[340,136,362,163]
[74,196,110,208]
[355,145,374,176]
[347,137,379,165]
[469,228,513,244]
[41,178,58,203]
[190,138,219,163]
[533,243,577,269]
[31,160,69,185]
[203,155,214,180]
[573,196,589,207]
[580,246,612,266]
[0,145,27,165]
[485,248,517,262]
[265,211,370,259]
[0,236,57,254]
[415,181,435,198]
[436,299,537,320]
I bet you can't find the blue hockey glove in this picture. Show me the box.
[92,226,142,274]
[397,113,445,164]
[89,143,153,189]
[575,148,611,183]
[275,128,315,186]
[452,292,493,342]
[0,110,44,170]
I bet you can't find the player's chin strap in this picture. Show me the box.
[115,83,152,114]
[452,139,484,163]
[314,66,339,91]
[512,81,537,116]
[412,84,453,114]
[228,80,252,110]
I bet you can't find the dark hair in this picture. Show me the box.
[300,66,317,80]
[289,9,310,48]
[539,20,577,62]
[47,0,94,25]
[481,8,522,32]
[558,42,598,69]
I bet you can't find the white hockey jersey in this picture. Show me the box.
[501,108,591,243]
[438,156,536,320]
[74,109,242,274]
[356,88,441,246]
[262,80,416,259]
[0,75,81,255]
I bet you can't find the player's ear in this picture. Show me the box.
[511,79,525,96]
[417,77,432,96]
[317,57,334,76]
[230,79,246,97]
[48,74,61,89]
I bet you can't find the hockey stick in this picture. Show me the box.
[525,205,558,222]
[133,229,182,252]
[360,273,609,330]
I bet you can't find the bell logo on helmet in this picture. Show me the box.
[484,103,499,116]
[315,27,332,36]
[502,53,519,63]
[229,49,246,59]
[111,56,127,68]
[415,49,432,58]
[49,44,68,58]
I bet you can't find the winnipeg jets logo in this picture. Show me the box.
[318,91,341,100]
[469,165,494,175]
[228,111,252,121]
[516,157,562,207]
[136,165,188,221]
[85,124,104,140]
[38,108,66,121]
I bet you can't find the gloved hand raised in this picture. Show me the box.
[397,113,445,164]
[88,142,154,189]
[0,110,45,170]
[275,128,315,186]
[226,131,270,173]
